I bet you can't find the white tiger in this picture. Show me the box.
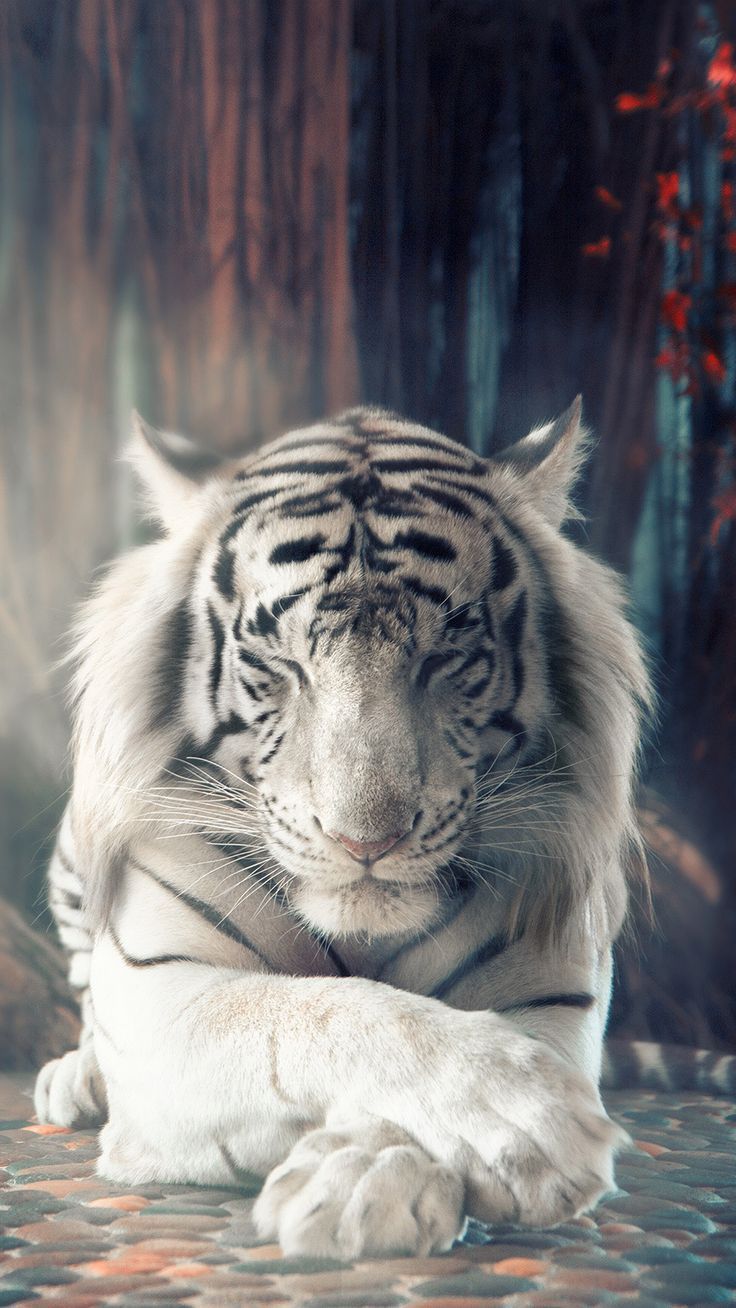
[35,400,651,1259]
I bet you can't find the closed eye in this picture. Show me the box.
[415,651,457,690]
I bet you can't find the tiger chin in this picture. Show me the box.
[35,399,650,1260]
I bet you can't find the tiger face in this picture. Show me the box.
[74,401,648,942]
[151,409,562,938]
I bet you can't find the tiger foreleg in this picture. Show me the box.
[91,943,622,1251]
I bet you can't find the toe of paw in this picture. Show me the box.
[35,1049,106,1128]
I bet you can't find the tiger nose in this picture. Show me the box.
[326,829,409,863]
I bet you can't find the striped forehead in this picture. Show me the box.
[211,419,497,619]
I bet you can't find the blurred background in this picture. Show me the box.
[0,0,734,1064]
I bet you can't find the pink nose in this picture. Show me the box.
[326,829,407,863]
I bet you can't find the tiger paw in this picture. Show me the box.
[252,1116,465,1258]
[34,1040,107,1128]
[456,1102,625,1228]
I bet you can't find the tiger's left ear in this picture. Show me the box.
[127,412,228,533]
[492,396,589,529]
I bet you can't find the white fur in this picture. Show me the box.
[36,404,649,1257]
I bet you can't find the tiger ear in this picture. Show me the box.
[492,396,590,528]
[127,412,226,532]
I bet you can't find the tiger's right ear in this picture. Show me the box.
[127,412,227,533]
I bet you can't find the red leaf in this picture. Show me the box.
[581,236,611,258]
[722,182,735,223]
[660,289,691,334]
[594,185,622,212]
[684,203,703,230]
[725,107,736,143]
[654,343,690,381]
[615,85,662,113]
[655,172,679,212]
[708,41,736,89]
[725,231,736,251]
[710,484,736,545]
[702,350,726,383]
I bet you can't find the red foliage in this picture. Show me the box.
[702,350,727,384]
[596,34,736,419]
[724,105,736,144]
[710,484,736,544]
[654,343,690,382]
[615,85,663,113]
[656,171,679,214]
[708,41,736,89]
[595,185,622,211]
[581,236,611,258]
[684,204,703,230]
[660,289,691,334]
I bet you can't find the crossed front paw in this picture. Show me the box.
[253,1116,465,1259]
[421,1033,628,1229]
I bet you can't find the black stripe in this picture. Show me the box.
[246,434,358,465]
[432,932,509,999]
[249,459,353,478]
[379,434,468,455]
[416,485,476,519]
[223,488,278,527]
[498,992,595,1013]
[152,599,192,728]
[502,589,527,649]
[491,536,518,591]
[110,923,206,969]
[208,602,226,704]
[373,457,475,476]
[427,474,496,506]
[269,534,326,565]
[400,576,448,607]
[200,712,249,756]
[260,733,285,765]
[273,589,308,615]
[213,546,236,601]
[130,859,276,970]
[250,602,279,639]
[489,709,526,743]
[392,528,457,562]
[279,491,342,514]
[222,855,349,978]
[55,846,78,880]
[312,936,350,977]
[379,882,478,979]
[49,900,86,927]
[239,647,274,675]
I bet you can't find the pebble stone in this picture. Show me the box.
[0,1083,734,1304]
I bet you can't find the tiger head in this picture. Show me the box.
[71,404,650,941]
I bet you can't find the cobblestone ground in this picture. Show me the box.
[1,1075,735,1306]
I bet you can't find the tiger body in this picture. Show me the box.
[37,403,650,1257]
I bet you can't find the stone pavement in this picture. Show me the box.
[1,1073,735,1306]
